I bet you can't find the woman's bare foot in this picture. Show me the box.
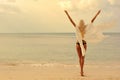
[81,72,84,76]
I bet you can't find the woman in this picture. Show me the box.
[64,10,101,76]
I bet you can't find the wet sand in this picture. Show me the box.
[0,63,120,80]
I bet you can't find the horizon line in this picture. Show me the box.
[0,32,120,34]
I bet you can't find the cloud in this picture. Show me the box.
[59,0,120,11]
[107,0,120,5]
[0,4,21,14]
[59,0,120,31]
[77,0,100,10]
[0,0,16,3]
[108,0,115,5]
[33,0,38,2]
[58,0,119,17]
[7,0,16,3]
[59,0,74,10]
[58,0,114,15]
[0,0,119,33]
[0,0,21,14]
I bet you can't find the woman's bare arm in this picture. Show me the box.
[64,10,76,27]
[91,10,101,23]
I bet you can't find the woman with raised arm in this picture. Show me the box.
[64,10,101,76]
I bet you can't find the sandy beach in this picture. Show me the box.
[0,33,120,80]
[0,63,120,80]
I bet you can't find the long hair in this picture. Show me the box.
[78,20,86,32]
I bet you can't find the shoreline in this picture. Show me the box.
[0,62,120,80]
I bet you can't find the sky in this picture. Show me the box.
[0,0,120,33]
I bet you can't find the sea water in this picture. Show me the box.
[0,33,119,65]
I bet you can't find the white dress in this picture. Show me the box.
[75,25,86,56]
[75,23,107,56]
[84,23,106,43]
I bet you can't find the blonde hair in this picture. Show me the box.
[78,19,86,38]
[79,20,85,27]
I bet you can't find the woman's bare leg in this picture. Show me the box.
[76,44,83,76]
[81,56,85,76]
[76,44,87,76]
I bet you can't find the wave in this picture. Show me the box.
[0,62,120,69]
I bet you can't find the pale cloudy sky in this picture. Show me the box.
[0,0,119,33]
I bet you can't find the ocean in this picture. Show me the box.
[0,33,119,65]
